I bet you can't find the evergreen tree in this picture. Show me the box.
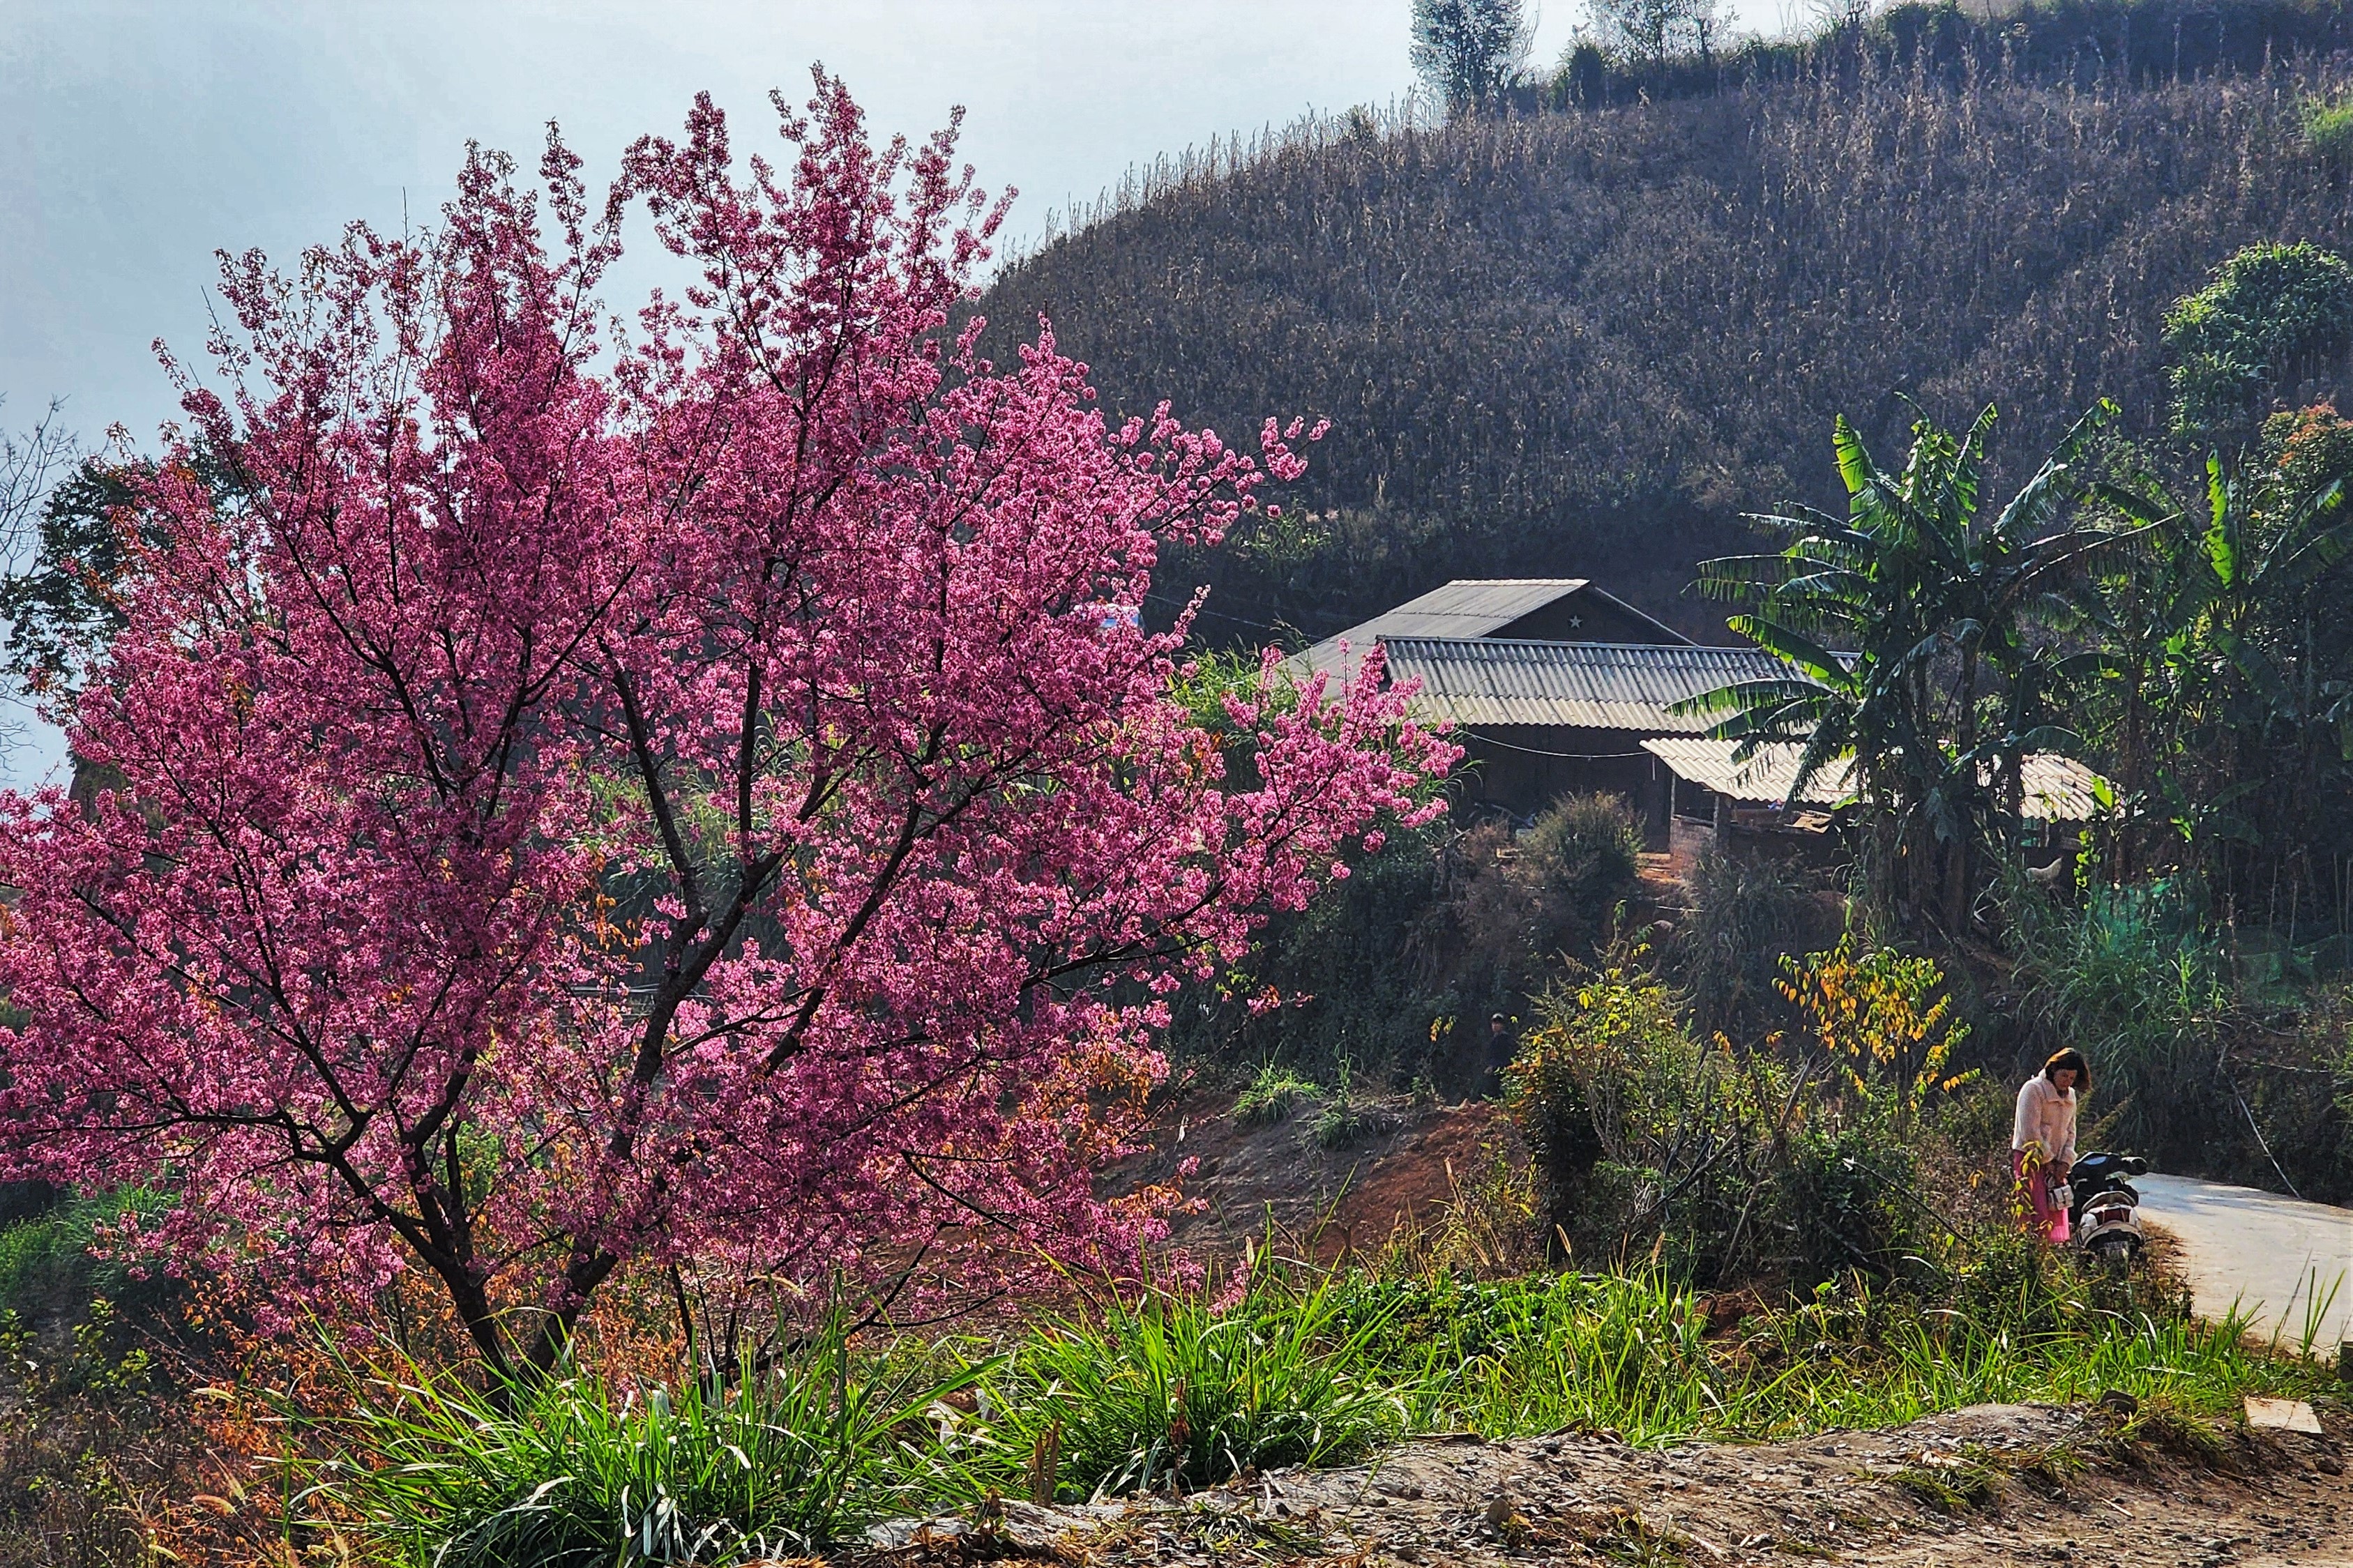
[1411,0,1535,118]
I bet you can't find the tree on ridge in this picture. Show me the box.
[1412,0,1536,118]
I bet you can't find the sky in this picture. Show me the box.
[0,0,1792,787]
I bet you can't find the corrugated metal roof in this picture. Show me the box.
[1640,738,2108,820]
[2014,754,2108,821]
[1294,580,1584,683]
[1292,579,1693,681]
[1640,739,1858,804]
[1357,578,1594,635]
[1384,638,1792,732]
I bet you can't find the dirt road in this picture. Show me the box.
[2138,1173,2353,1351]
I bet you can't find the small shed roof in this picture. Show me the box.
[1640,739,1858,805]
[1640,738,2108,821]
[2011,754,2109,821]
[1294,579,1693,681]
[1384,638,1792,732]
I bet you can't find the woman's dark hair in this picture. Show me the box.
[2041,1048,2091,1095]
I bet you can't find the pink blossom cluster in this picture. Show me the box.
[0,76,1453,1376]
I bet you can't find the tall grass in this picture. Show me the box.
[295,1324,991,1564]
[980,1271,1409,1499]
[299,1249,2328,1566]
[2013,879,2231,1160]
[1327,1254,2309,1446]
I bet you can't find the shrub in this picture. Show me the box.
[1174,817,1489,1087]
[1186,803,1640,1090]
[1673,845,1833,1034]
[1778,936,1976,1136]
[2305,93,2353,168]
[1506,966,1790,1274]
[2163,241,2353,434]
[0,1187,177,1330]
[1520,793,1644,959]
[1777,1111,1923,1284]
[1504,1024,1607,1243]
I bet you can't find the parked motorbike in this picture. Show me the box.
[2059,1150,2149,1262]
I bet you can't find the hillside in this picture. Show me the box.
[981,27,2353,642]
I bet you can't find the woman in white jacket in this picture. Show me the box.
[2012,1048,2089,1243]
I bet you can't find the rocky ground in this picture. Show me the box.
[839,1398,2353,1567]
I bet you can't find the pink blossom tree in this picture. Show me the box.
[0,78,1452,1380]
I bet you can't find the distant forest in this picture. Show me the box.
[978,0,2353,644]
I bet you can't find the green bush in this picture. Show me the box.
[1673,844,1834,1034]
[1777,1111,1923,1284]
[1176,794,1646,1091]
[1520,793,1644,959]
[1174,817,1478,1086]
[297,1323,983,1563]
[2163,241,2353,434]
[1506,966,1792,1275]
[1503,1022,1606,1242]
[0,1187,176,1327]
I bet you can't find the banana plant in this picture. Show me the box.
[2066,434,2353,890]
[1687,401,2143,927]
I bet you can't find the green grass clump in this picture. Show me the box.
[1234,1061,1320,1128]
[1309,1056,1386,1149]
[983,1272,1408,1498]
[295,1324,990,1564]
[2101,1393,2232,1468]
[1887,1454,2006,1512]
[2307,93,2353,167]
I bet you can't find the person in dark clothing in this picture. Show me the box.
[1487,1012,1516,1094]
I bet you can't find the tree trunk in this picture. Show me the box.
[1947,646,1979,931]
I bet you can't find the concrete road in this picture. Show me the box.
[2135,1172,2353,1350]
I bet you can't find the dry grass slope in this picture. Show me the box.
[985,50,2353,637]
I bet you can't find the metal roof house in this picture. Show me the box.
[1637,739,2105,865]
[1368,635,1790,840]
[1293,579,1694,687]
[1635,740,2104,823]
[1285,579,1723,841]
[1381,639,1788,731]
[1294,582,2104,859]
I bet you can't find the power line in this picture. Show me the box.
[1459,728,1656,761]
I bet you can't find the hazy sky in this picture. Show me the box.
[0,0,1789,785]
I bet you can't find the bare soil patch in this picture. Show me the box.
[1112,1090,1515,1264]
[847,1398,2353,1566]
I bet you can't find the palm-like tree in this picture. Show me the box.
[2070,439,2353,909]
[1687,402,2140,928]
